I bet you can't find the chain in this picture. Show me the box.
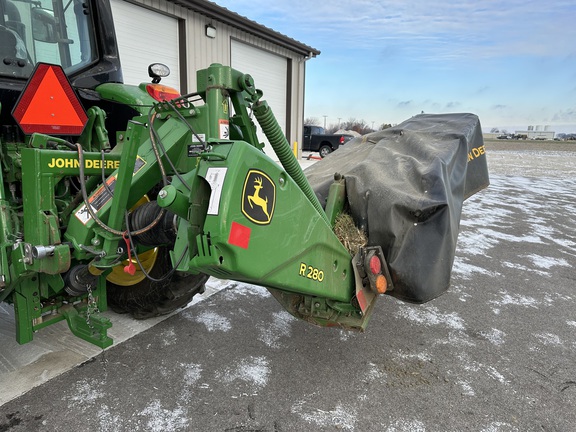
[85,283,100,330]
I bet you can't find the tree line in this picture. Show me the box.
[305,117,393,135]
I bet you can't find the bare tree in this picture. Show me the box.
[326,123,341,134]
[339,118,373,135]
[321,118,395,134]
[304,117,321,126]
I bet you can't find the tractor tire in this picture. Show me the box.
[106,246,209,319]
[319,145,332,158]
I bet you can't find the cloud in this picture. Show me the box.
[216,0,576,62]
[445,101,461,109]
[216,0,576,131]
[552,109,576,122]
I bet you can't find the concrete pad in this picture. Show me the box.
[0,278,226,406]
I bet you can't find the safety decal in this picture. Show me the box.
[74,176,116,224]
[241,170,275,225]
[219,119,229,140]
[133,156,146,175]
[206,167,228,215]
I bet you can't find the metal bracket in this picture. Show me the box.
[60,304,113,349]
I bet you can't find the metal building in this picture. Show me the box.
[109,0,320,159]
[515,126,555,140]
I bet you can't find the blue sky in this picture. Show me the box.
[214,0,576,133]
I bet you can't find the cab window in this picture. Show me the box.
[0,0,97,79]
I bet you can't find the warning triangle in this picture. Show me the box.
[12,63,88,135]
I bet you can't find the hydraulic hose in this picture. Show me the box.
[253,101,330,226]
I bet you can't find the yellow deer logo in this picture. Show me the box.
[241,170,275,225]
[247,177,270,221]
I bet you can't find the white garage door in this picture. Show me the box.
[231,41,288,160]
[110,0,180,90]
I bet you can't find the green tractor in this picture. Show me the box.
[0,0,489,348]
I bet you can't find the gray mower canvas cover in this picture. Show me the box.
[304,113,489,303]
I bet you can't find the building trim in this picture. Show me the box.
[167,0,320,58]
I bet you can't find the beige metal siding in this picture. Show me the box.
[116,0,307,151]
[110,0,180,88]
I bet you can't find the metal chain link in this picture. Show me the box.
[85,283,100,329]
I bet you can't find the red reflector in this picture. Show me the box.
[146,83,181,102]
[228,221,251,249]
[339,136,345,144]
[369,255,381,275]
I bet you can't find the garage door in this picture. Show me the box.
[231,41,288,160]
[110,0,180,90]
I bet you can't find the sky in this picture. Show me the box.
[213,0,576,134]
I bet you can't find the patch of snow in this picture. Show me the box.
[534,333,562,346]
[98,405,121,432]
[366,362,387,382]
[459,355,509,385]
[161,328,177,346]
[138,400,188,432]
[192,311,231,332]
[500,261,549,276]
[489,292,539,309]
[480,421,518,432]
[180,362,202,386]
[452,258,499,279]
[395,350,432,362]
[396,305,465,330]
[458,381,476,396]
[433,331,476,348]
[478,328,506,346]
[523,254,570,270]
[67,378,105,407]
[385,419,427,432]
[217,356,270,388]
[220,283,271,300]
[257,311,295,348]
[291,399,357,431]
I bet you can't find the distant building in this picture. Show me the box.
[483,133,499,140]
[515,125,555,140]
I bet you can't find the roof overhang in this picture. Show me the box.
[167,0,320,58]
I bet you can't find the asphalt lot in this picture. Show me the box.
[1,141,575,431]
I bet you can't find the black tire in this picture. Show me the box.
[319,145,332,158]
[107,247,209,319]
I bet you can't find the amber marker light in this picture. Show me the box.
[375,274,387,294]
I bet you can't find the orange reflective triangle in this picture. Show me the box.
[20,67,83,126]
[13,63,87,135]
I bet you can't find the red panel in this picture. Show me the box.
[228,221,251,249]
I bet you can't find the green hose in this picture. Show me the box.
[253,101,330,226]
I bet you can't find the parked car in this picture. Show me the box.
[303,125,350,157]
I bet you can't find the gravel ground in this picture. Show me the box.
[484,139,576,178]
[484,139,576,153]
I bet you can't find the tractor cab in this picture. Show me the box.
[0,0,123,142]
[0,0,121,83]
